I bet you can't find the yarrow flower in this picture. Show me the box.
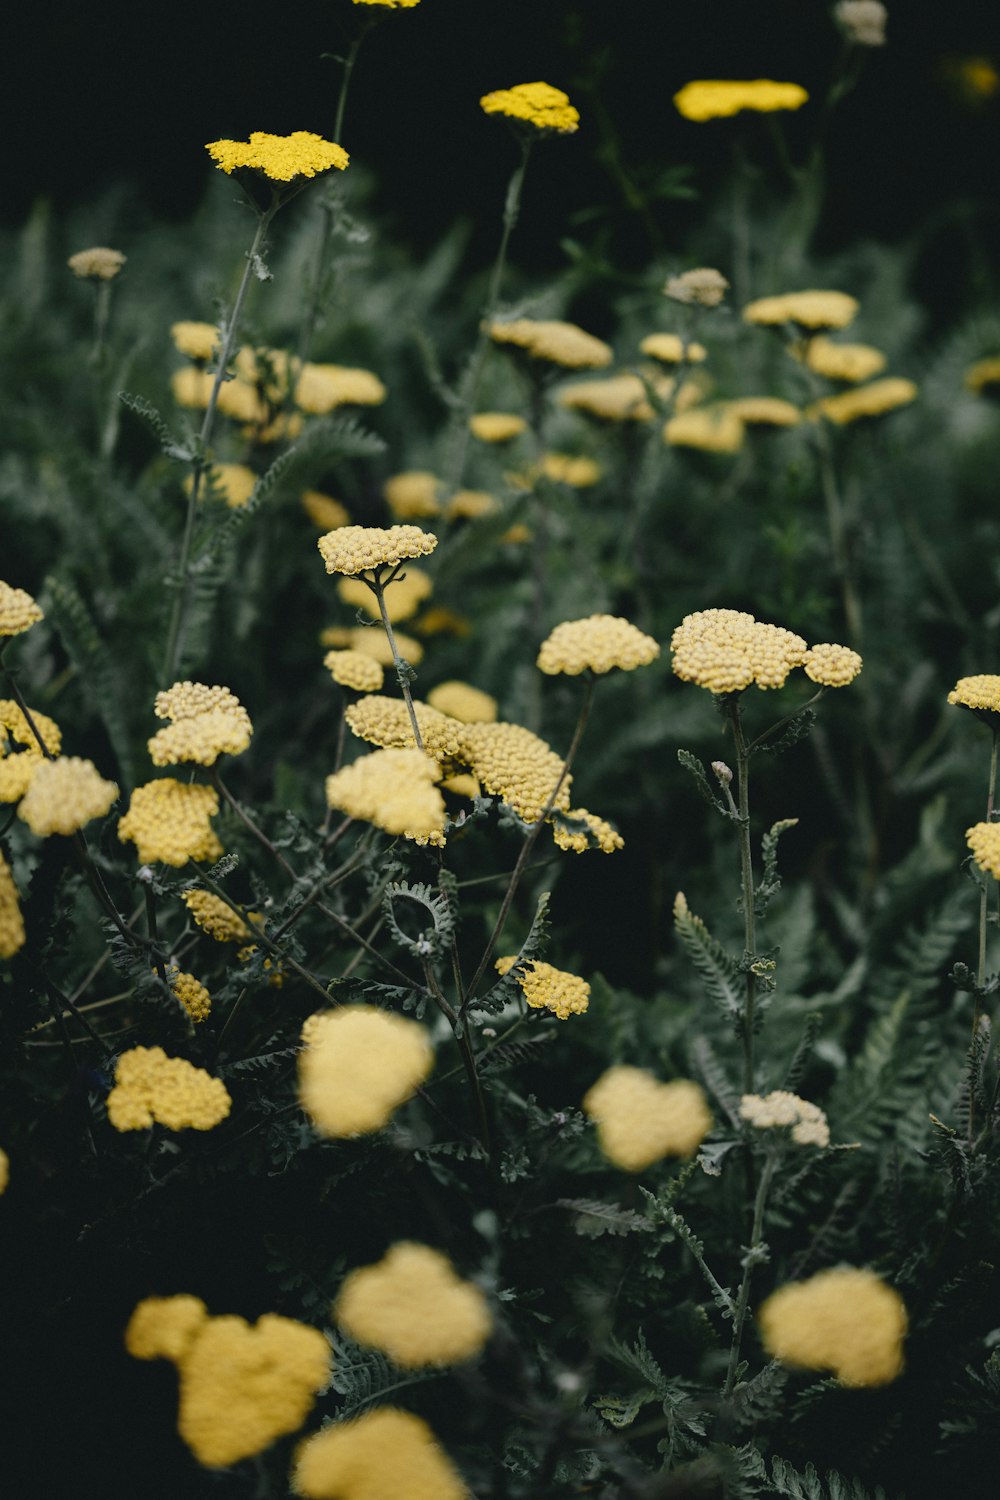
[0,699,61,802]
[148,682,253,767]
[353,0,421,7]
[445,488,497,521]
[17,756,118,837]
[170,321,219,361]
[948,674,1000,725]
[469,411,527,443]
[334,1243,492,1367]
[807,377,918,425]
[583,1066,713,1171]
[489,318,612,370]
[550,807,624,855]
[298,1005,433,1136]
[383,471,441,520]
[118,780,222,866]
[345,696,465,760]
[320,624,425,667]
[670,608,808,693]
[639,332,708,363]
[292,1408,468,1500]
[674,80,808,121]
[803,643,863,687]
[966,822,1000,879]
[206,131,349,182]
[126,1296,330,1468]
[318,524,438,578]
[795,336,887,383]
[758,1267,907,1386]
[426,681,498,724]
[294,362,386,414]
[663,268,730,307]
[106,1046,231,1131]
[325,748,447,843]
[0,853,25,959]
[834,1,887,46]
[0,581,44,637]
[727,397,801,428]
[324,649,385,694]
[739,1091,830,1147]
[67,246,126,280]
[168,968,212,1023]
[480,81,579,134]
[664,405,746,454]
[460,721,571,823]
[744,290,859,331]
[965,358,1000,394]
[495,956,590,1018]
[537,615,660,676]
[182,888,256,941]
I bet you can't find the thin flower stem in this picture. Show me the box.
[422,959,493,1165]
[370,571,424,750]
[722,1152,777,1399]
[144,883,168,986]
[727,698,758,1094]
[976,729,998,993]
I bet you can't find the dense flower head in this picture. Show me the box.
[148,682,252,767]
[382,471,441,520]
[169,968,212,1023]
[0,745,43,804]
[537,615,660,676]
[107,1046,231,1131]
[744,290,859,330]
[797,336,887,383]
[346,696,465,759]
[118,780,222,866]
[320,624,425,666]
[0,581,44,637]
[551,807,624,854]
[671,608,808,693]
[17,756,118,837]
[354,0,421,7]
[966,821,1000,879]
[302,490,350,530]
[469,411,527,442]
[665,405,745,454]
[807,377,918,425]
[674,80,808,121]
[426,681,498,724]
[0,853,25,959]
[557,373,660,422]
[460,721,571,822]
[495,956,590,1019]
[298,1005,433,1136]
[126,1294,210,1363]
[835,1,887,46]
[293,1408,468,1500]
[294,362,386,414]
[334,1243,492,1367]
[171,366,214,410]
[537,451,603,487]
[583,1067,713,1171]
[488,317,612,369]
[758,1267,907,1385]
[170,321,219,361]
[445,488,497,521]
[740,1091,830,1147]
[480,80,579,133]
[318,524,438,577]
[728,397,801,427]
[182,888,256,941]
[803,643,863,687]
[67,246,126,280]
[639,332,708,363]
[0,699,61,755]
[206,131,349,182]
[338,567,432,623]
[965,357,1000,394]
[325,748,447,842]
[324,649,385,694]
[948,675,1000,720]
[664,267,730,307]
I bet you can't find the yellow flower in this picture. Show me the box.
[294,363,386,414]
[168,968,212,1023]
[334,1243,491,1367]
[744,291,859,330]
[182,888,255,942]
[551,807,624,855]
[469,411,527,443]
[442,773,480,799]
[298,1005,433,1136]
[557,374,661,423]
[118,779,222,867]
[583,1067,712,1171]
[739,1091,830,1147]
[413,606,470,638]
[0,699,61,756]
[325,748,447,843]
[383,471,441,520]
[727,397,801,427]
[0,1146,7,1193]
[206,131,349,182]
[495,956,590,1019]
[426,681,498,724]
[966,822,1000,879]
[346,695,465,760]
[948,674,1000,720]
[479,81,579,134]
[665,405,745,453]
[674,80,808,121]
[321,623,425,666]
[125,1294,209,1363]
[0,581,44,637]
[67,246,126,280]
[0,853,25,960]
[318,524,438,577]
[639,332,708,363]
[808,377,918,425]
[445,489,497,521]
[148,681,253,767]
[17,756,118,837]
[803,643,863,687]
[537,615,660,676]
[106,1046,231,1131]
[671,608,808,693]
[170,321,219,361]
[302,490,351,530]
[460,721,571,823]
[663,268,730,307]
[758,1267,907,1386]
[338,566,433,623]
[324,649,385,694]
[171,367,214,410]
[489,317,611,369]
[293,1408,468,1500]
[797,336,887,383]
[353,0,421,7]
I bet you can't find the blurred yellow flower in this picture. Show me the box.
[759,1267,907,1386]
[325,747,447,842]
[298,1005,433,1136]
[0,853,25,960]
[338,566,432,623]
[727,397,801,427]
[489,318,612,369]
[796,336,887,383]
[808,377,917,425]
[674,80,808,121]
[324,649,385,694]
[334,1242,491,1367]
[665,405,745,453]
[295,363,386,414]
[17,756,118,837]
[426,681,498,724]
[170,321,219,361]
[293,1408,467,1500]
[965,357,1000,394]
[67,246,126,280]
[469,411,527,442]
[583,1066,712,1170]
[639,332,707,364]
[744,290,858,330]
[302,490,351,530]
[480,81,579,133]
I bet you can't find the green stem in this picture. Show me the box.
[423,959,493,1166]
[722,1152,777,1398]
[369,571,424,750]
[727,698,758,1093]
[977,729,998,993]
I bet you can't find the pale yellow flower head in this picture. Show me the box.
[727,397,801,428]
[67,246,126,281]
[948,675,1000,722]
[583,1067,712,1171]
[170,321,219,362]
[480,81,579,134]
[318,524,438,577]
[965,357,1000,394]
[182,888,255,942]
[537,615,660,676]
[17,756,118,837]
[183,463,257,509]
[460,721,571,823]
[206,131,349,182]
[835,1,887,46]
[171,367,214,411]
[495,956,590,1019]
[803,643,863,687]
[0,1146,7,1193]
[107,1046,231,1132]
[148,682,253,767]
[324,649,385,694]
[0,699,60,756]
[446,488,497,521]
[293,1408,468,1500]
[295,363,386,415]
[354,0,421,7]
[807,377,918,425]
[338,566,432,623]
[739,1091,830,1147]
[0,581,44,637]
[345,696,462,760]
[321,623,425,667]
[639,332,708,363]
[302,490,350,530]
[299,1005,433,1136]
[125,1294,209,1364]
[383,471,441,520]
[665,405,745,454]
[551,807,623,855]
[118,780,222,867]
[325,748,447,843]
[426,681,498,724]
[489,317,612,369]
[469,411,527,443]
[335,1242,492,1367]
[663,268,730,308]
[966,822,1000,879]
[671,608,808,693]
[797,336,887,383]
[557,374,663,423]
[744,290,859,331]
[537,451,603,487]
[169,968,212,1023]
[674,80,808,121]
[759,1267,907,1386]
[0,853,25,960]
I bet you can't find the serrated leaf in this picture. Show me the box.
[673,893,743,1025]
[677,747,729,815]
[557,1198,650,1237]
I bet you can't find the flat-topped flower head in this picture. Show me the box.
[551,807,624,854]
[67,246,126,281]
[293,1408,467,1500]
[295,362,386,414]
[949,675,1000,728]
[338,566,432,623]
[354,0,421,7]
[182,888,255,941]
[966,822,1000,879]
[744,290,859,330]
[18,756,118,837]
[665,405,746,454]
[445,488,497,521]
[835,0,887,46]
[583,1066,712,1171]
[149,682,252,767]
[206,131,349,182]
[322,623,425,667]
[318,524,437,578]
[803,643,863,687]
[639,332,708,363]
[796,336,887,383]
[168,969,212,1023]
[671,608,808,694]
[426,681,498,724]
[118,779,222,867]
[480,81,579,134]
[664,268,730,307]
[758,1267,907,1386]
[0,853,25,960]
[538,615,660,676]
[740,1090,830,1147]
[334,1243,492,1368]
[495,956,590,1019]
[489,318,612,370]
[674,80,808,121]
[107,1046,231,1132]
[728,397,801,428]
[807,377,917,425]
[383,471,441,520]
[325,748,447,843]
[557,374,660,423]
[170,321,219,361]
[469,411,527,443]
[0,581,44,637]
[298,1005,433,1136]
[346,696,465,759]
[460,721,571,823]
[325,649,385,694]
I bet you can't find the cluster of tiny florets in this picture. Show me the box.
[495,956,590,1019]
[294,363,386,414]
[317,524,438,577]
[383,471,441,519]
[797,336,887,383]
[488,318,612,370]
[325,748,447,843]
[298,1006,433,1137]
[171,321,219,361]
[17,756,118,836]
[639,332,708,363]
[802,643,864,687]
[303,490,350,530]
[674,80,808,121]
[671,609,808,693]
[460,721,571,823]
[557,374,658,422]
[479,81,580,133]
[663,267,730,307]
[758,1267,907,1386]
[169,969,212,1023]
[148,682,253,767]
[727,397,801,428]
[739,1091,830,1147]
[0,853,25,959]
[324,649,385,694]
[469,411,527,442]
[118,780,222,866]
[966,822,1000,879]
[808,377,917,425]
[106,1046,232,1131]
[664,405,746,454]
[426,681,498,724]
[0,581,44,637]
[744,290,859,330]
[582,1067,713,1171]
[948,675,1000,717]
[206,131,349,182]
[0,699,61,756]
[551,807,624,854]
[346,696,465,760]
[334,1242,492,1368]
[293,1408,468,1500]
[67,246,126,280]
[835,0,887,47]
[537,615,661,676]
[182,889,256,942]
[320,623,425,667]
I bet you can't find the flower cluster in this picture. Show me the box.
[206,131,349,182]
[461,721,571,823]
[728,397,801,428]
[321,623,425,667]
[298,1005,433,1136]
[558,374,658,422]
[744,290,859,330]
[17,756,118,836]
[171,321,219,361]
[640,332,708,363]
[148,682,252,767]
[965,358,1000,394]
[293,1408,467,1500]
[295,363,386,414]
[948,675,1000,718]
[118,780,222,866]
[488,318,612,370]
[479,81,579,134]
[550,807,623,854]
[0,853,25,959]
[797,336,887,383]
[169,969,212,1023]
[671,608,808,693]
[303,490,350,530]
[758,1267,907,1385]
[426,681,498,724]
[346,696,465,759]
[324,649,385,694]
[0,700,61,803]
[0,581,44,637]
[537,615,660,676]
[739,1091,830,1147]
[469,411,527,442]
[835,0,887,46]
[674,80,808,121]
[966,821,1000,879]
[182,889,256,941]
[383,471,441,519]
[67,246,126,280]
[803,643,864,687]
[126,1296,330,1467]
[665,405,746,454]
[496,956,590,1018]
[583,1066,713,1171]
[808,377,917,425]
[334,1242,492,1367]
[663,267,730,307]
[325,748,447,842]
[106,1046,232,1131]
[318,524,438,577]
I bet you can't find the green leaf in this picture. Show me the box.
[756,817,799,914]
[557,1198,650,1237]
[43,575,136,791]
[677,747,730,816]
[673,892,743,1027]
[117,390,191,460]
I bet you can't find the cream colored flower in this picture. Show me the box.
[0,581,44,637]
[317,525,437,577]
[583,1067,712,1170]
[17,756,118,836]
[759,1267,907,1385]
[298,1005,433,1136]
[334,1243,491,1367]
[537,615,660,675]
